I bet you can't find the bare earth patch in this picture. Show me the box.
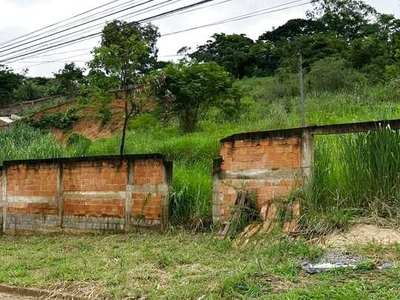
[0,293,35,300]
[324,223,400,247]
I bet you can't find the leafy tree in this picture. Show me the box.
[278,33,348,72]
[190,33,255,78]
[158,61,237,133]
[307,57,366,92]
[308,0,378,40]
[54,62,84,96]
[259,18,326,43]
[14,80,41,101]
[0,65,22,106]
[248,41,280,76]
[89,20,159,155]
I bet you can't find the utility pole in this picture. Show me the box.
[298,52,306,127]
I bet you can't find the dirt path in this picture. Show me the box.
[0,292,36,299]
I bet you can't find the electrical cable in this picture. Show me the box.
[6,0,311,68]
[0,0,218,62]
[0,0,125,47]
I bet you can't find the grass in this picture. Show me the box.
[0,123,65,166]
[300,128,400,238]
[0,231,399,299]
[2,77,400,226]
[1,76,400,299]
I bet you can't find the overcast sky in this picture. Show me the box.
[0,0,399,77]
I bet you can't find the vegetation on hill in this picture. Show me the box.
[0,0,400,231]
[1,1,400,297]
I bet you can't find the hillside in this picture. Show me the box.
[29,98,126,142]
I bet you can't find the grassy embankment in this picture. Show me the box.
[1,77,400,298]
[1,77,400,226]
[1,231,400,299]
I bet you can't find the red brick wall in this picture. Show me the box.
[214,136,302,225]
[6,163,58,215]
[0,168,3,224]
[0,155,171,234]
[132,159,165,222]
[63,160,127,218]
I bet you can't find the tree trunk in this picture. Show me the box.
[119,96,129,156]
[119,69,129,156]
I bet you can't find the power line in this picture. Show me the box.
[23,48,93,60]
[5,0,233,64]
[0,0,155,53]
[5,0,311,67]
[162,0,311,36]
[0,0,183,62]
[0,0,153,55]
[13,53,181,72]
[0,0,218,63]
[0,0,125,48]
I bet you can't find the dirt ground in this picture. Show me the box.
[30,99,125,143]
[324,223,400,247]
[0,293,36,299]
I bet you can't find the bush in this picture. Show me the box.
[386,78,400,102]
[27,106,79,130]
[66,132,92,157]
[307,57,367,92]
[98,105,112,127]
[128,113,159,131]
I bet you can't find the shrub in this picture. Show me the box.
[307,57,367,92]
[66,132,92,157]
[27,106,79,130]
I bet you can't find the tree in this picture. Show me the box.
[259,18,326,43]
[190,33,255,78]
[14,80,41,101]
[248,41,280,77]
[308,0,378,41]
[89,20,159,155]
[158,61,237,133]
[0,65,22,106]
[307,57,366,92]
[54,62,84,96]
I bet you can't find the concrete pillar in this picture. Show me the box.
[1,167,6,233]
[212,158,222,223]
[125,159,134,232]
[57,162,64,228]
[301,129,314,183]
[161,161,173,232]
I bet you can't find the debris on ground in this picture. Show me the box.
[301,249,397,274]
[218,192,247,238]
[323,223,400,247]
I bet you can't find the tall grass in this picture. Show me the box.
[0,123,65,166]
[302,128,400,236]
[1,77,400,227]
[85,128,221,223]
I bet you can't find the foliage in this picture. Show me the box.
[54,62,84,96]
[307,57,367,92]
[0,65,22,105]
[65,132,92,157]
[158,61,239,133]
[259,18,326,42]
[13,80,42,101]
[190,33,256,79]
[0,123,65,166]
[308,0,378,40]
[89,20,160,155]
[27,106,79,130]
[301,129,400,237]
[188,1,399,83]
